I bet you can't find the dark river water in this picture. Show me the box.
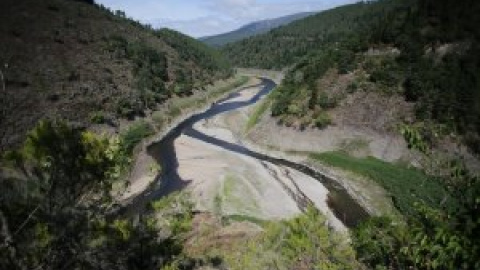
[127,78,369,228]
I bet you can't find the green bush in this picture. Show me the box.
[286,103,302,116]
[353,173,480,270]
[270,84,297,117]
[89,111,105,124]
[167,103,182,119]
[317,92,337,109]
[150,192,194,236]
[314,112,332,129]
[120,121,154,153]
[366,56,402,91]
[0,120,182,269]
[116,97,141,118]
[224,207,361,270]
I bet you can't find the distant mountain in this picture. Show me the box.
[221,1,397,69]
[200,12,315,47]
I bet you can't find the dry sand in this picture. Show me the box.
[170,85,348,231]
[173,129,346,231]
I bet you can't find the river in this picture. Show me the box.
[127,78,369,228]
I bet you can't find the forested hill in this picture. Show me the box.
[226,0,480,155]
[200,12,314,47]
[222,0,407,69]
[0,0,231,150]
[224,1,480,268]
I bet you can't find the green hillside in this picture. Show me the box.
[222,0,407,69]
[223,0,480,268]
[0,0,232,150]
[1,0,479,269]
[227,0,480,154]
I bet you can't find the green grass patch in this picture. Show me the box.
[220,207,361,270]
[210,76,248,96]
[245,97,271,132]
[309,151,451,215]
[222,175,259,214]
[223,175,237,198]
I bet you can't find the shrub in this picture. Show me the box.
[287,103,302,116]
[89,111,105,124]
[116,97,140,119]
[0,121,180,269]
[151,111,166,129]
[223,207,361,269]
[168,103,182,119]
[315,112,332,129]
[120,121,154,153]
[317,92,337,109]
[346,81,358,93]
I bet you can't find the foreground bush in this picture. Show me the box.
[223,207,363,270]
[0,120,185,269]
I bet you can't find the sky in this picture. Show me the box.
[96,0,359,38]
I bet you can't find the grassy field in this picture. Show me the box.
[309,151,452,215]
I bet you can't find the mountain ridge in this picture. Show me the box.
[200,12,315,47]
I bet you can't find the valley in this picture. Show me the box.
[125,76,370,232]
[1,0,479,269]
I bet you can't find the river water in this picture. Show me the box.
[134,78,369,228]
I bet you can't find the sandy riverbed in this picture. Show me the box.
[171,84,347,231]
[121,80,348,232]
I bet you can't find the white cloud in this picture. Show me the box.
[202,0,353,23]
[97,0,360,37]
[151,17,238,38]
[204,0,262,21]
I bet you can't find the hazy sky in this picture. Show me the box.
[96,0,358,38]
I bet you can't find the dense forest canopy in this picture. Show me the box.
[225,0,480,155]
[222,0,409,69]
[224,0,480,269]
[223,1,480,267]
